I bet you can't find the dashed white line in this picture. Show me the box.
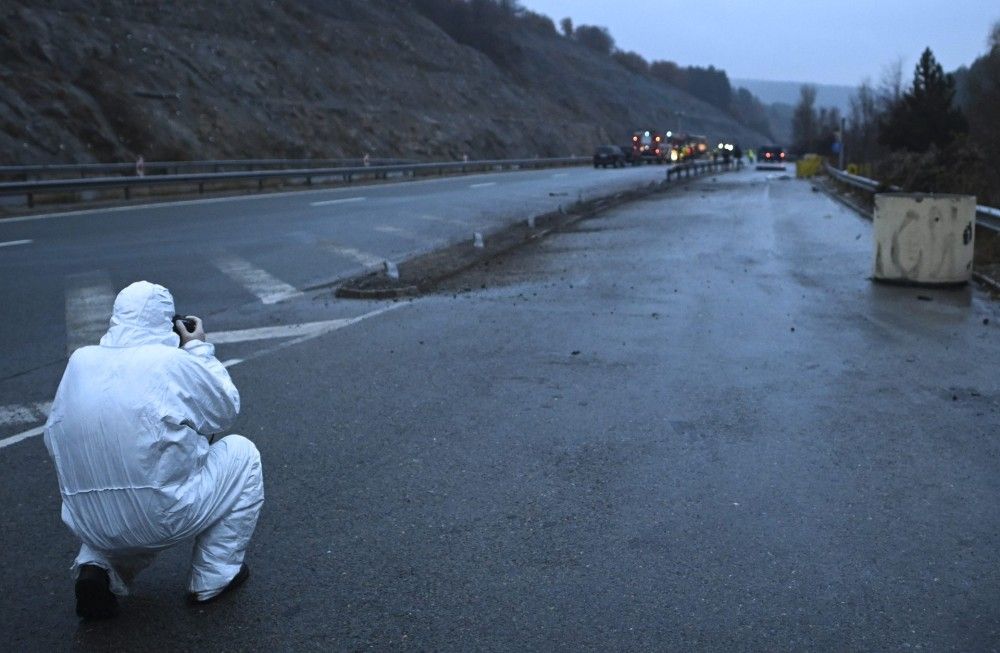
[470,182,496,188]
[0,303,407,451]
[213,255,303,305]
[65,271,114,355]
[551,173,569,178]
[310,196,367,207]
[0,168,521,224]
[0,239,32,248]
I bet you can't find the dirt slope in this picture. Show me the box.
[0,0,768,164]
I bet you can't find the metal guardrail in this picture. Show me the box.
[823,162,1000,233]
[0,157,589,208]
[0,158,413,181]
[665,158,739,180]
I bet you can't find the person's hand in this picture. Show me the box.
[175,315,206,346]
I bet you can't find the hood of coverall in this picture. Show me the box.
[100,281,180,348]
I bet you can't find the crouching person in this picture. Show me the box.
[44,281,264,619]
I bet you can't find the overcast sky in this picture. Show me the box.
[520,0,996,86]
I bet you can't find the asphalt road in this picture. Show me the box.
[0,163,668,442]
[2,168,1000,650]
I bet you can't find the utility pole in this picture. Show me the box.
[839,117,846,170]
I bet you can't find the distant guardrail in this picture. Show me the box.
[665,158,740,180]
[823,162,1000,233]
[0,158,413,181]
[0,157,589,209]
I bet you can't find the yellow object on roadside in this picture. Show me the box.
[796,154,823,178]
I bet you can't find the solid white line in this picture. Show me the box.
[0,239,32,248]
[310,197,366,207]
[210,320,351,345]
[0,303,409,451]
[65,271,114,355]
[213,255,303,305]
[470,182,496,188]
[0,425,45,449]
[323,244,384,268]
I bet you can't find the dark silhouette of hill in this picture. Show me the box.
[0,0,768,164]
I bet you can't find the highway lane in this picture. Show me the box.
[0,164,669,439]
[2,170,999,649]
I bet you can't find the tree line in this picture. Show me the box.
[793,23,999,204]
[412,0,776,140]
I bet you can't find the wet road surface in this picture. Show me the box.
[2,169,999,650]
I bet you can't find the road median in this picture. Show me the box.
[335,181,665,299]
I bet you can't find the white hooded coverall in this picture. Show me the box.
[44,281,264,601]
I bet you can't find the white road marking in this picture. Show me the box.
[0,425,44,449]
[213,255,303,305]
[551,173,569,178]
[470,182,496,188]
[0,401,52,427]
[0,169,535,225]
[322,244,384,268]
[210,319,356,345]
[375,225,423,241]
[0,303,408,451]
[65,271,114,355]
[310,197,366,207]
[0,239,32,248]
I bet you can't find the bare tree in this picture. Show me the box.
[847,79,880,163]
[877,58,904,113]
[560,16,573,37]
[792,85,817,154]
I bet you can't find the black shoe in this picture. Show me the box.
[187,563,250,605]
[75,564,119,620]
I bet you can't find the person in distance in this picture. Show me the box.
[44,281,264,619]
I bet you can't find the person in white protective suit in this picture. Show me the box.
[44,281,264,619]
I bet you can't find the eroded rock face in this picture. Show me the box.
[0,0,768,164]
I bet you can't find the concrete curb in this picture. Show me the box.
[335,175,711,299]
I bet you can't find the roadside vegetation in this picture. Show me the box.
[793,21,1000,206]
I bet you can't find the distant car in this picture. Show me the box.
[756,145,787,170]
[593,145,626,168]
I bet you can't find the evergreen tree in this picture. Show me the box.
[879,48,967,151]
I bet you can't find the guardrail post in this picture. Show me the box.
[199,182,205,194]
[27,192,33,208]
[124,186,130,200]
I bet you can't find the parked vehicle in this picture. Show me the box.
[756,145,787,170]
[593,145,627,168]
[631,130,667,164]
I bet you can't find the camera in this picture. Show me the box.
[172,314,196,336]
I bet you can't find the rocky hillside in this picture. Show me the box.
[0,0,768,164]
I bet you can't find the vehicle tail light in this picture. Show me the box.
[780,152,786,159]
[765,152,772,158]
